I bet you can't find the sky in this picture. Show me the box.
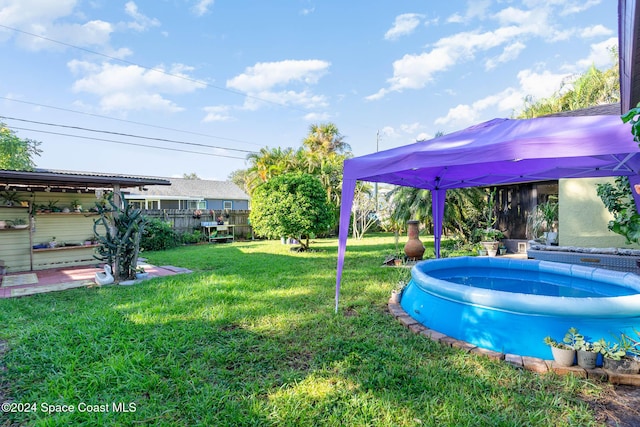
[0,0,619,181]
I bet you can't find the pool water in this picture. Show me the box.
[430,267,637,298]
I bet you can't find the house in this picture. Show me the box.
[0,168,170,273]
[124,177,250,212]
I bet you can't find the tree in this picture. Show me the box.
[228,169,251,194]
[517,48,619,118]
[386,185,484,243]
[245,146,299,193]
[0,122,42,170]
[183,172,200,180]
[249,173,333,251]
[351,183,378,239]
[302,122,351,156]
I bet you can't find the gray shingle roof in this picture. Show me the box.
[127,177,249,200]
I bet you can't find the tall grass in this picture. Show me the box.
[0,235,606,426]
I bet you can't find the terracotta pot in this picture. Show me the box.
[404,220,425,260]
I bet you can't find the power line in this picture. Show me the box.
[0,24,309,113]
[0,97,263,147]
[1,115,256,154]
[8,126,248,160]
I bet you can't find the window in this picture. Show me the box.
[128,200,144,209]
[223,201,233,210]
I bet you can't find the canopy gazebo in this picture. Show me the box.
[335,114,640,311]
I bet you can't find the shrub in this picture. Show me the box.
[141,218,179,251]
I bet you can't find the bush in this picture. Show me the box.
[250,173,333,250]
[141,218,179,251]
[179,229,204,245]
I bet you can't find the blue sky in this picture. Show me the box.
[0,0,618,181]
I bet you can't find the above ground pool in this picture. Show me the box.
[400,257,640,359]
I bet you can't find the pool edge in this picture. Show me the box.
[388,293,640,387]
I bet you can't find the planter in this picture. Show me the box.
[390,290,401,303]
[481,241,499,257]
[603,357,640,374]
[550,346,576,367]
[577,350,598,369]
[404,220,425,260]
[499,247,507,255]
[0,220,6,229]
[477,249,488,256]
[545,231,558,245]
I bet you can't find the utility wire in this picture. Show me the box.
[0,24,309,113]
[8,126,248,160]
[0,96,263,147]
[1,116,256,154]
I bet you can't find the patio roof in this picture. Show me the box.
[0,168,170,192]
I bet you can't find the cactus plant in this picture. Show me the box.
[93,192,147,282]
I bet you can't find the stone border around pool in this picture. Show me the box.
[388,295,640,387]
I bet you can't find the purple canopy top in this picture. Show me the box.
[335,115,640,312]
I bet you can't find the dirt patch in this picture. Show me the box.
[585,385,640,426]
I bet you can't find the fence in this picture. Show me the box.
[141,209,253,240]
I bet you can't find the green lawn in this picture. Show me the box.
[0,234,606,426]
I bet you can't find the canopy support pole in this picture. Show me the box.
[432,189,446,258]
[335,178,357,313]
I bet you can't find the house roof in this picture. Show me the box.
[0,168,170,192]
[126,177,249,200]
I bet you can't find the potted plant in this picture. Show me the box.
[474,188,504,257]
[135,266,150,280]
[0,190,22,206]
[475,227,504,257]
[498,243,507,256]
[48,236,57,248]
[475,243,488,256]
[544,334,576,367]
[538,196,559,244]
[571,328,601,369]
[71,199,82,212]
[8,218,28,229]
[597,337,640,374]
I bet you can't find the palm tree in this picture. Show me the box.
[302,123,351,156]
[245,147,298,194]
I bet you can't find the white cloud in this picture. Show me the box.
[485,41,526,70]
[304,112,330,121]
[447,0,491,23]
[435,68,571,127]
[69,60,206,112]
[368,1,612,100]
[384,13,424,41]
[574,37,618,69]
[191,0,214,17]
[227,59,330,92]
[580,24,613,38]
[517,69,569,99]
[202,105,232,122]
[124,1,160,32]
[0,0,115,50]
[225,59,330,110]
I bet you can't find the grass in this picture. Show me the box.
[0,234,608,426]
